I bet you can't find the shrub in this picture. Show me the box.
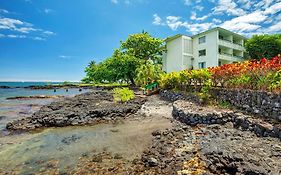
[159,72,181,90]
[112,88,135,102]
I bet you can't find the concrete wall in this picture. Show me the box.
[192,30,219,69]
[164,37,184,73]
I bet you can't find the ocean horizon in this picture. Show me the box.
[0,81,80,88]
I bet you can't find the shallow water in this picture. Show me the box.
[0,88,89,132]
[0,89,172,174]
[0,116,171,174]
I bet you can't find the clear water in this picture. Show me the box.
[0,81,78,88]
[0,87,89,132]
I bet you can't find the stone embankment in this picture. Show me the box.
[160,88,281,121]
[173,100,281,139]
[6,91,146,130]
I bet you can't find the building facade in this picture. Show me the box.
[162,27,247,73]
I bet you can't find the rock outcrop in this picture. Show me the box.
[6,91,146,130]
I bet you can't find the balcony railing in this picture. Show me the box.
[219,52,232,56]
[233,55,244,59]
[219,39,243,47]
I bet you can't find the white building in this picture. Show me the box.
[162,27,247,73]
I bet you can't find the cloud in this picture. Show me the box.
[194,5,204,11]
[153,14,164,26]
[220,11,267,32]
[43,31,56,35]
[166,16,187,30]
[59,55,74,59]
[0,33,5,38]
[111,0,118,4]
[153,1,281,36]
[44,8,54,14]
[266,21,281,32]
[0,17,55,40]
[212,18,222,23]
[7,34,27,38]
[190,11,209,21]
[111,0,145,5]
[0,9,9,14]
[213,0,246,16]
[184,0,192,5]
[264,2,281,15]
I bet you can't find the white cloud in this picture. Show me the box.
[0,9,9,14]
[213,0,246,16]
[166,16,186,30]
[0,17,55,40]
[153,14,164,26]
[194,5,204,11]
[212,18,222,23]
[264,2,281,15]
[7,34,26,38]
[190,11,209,21]
[59,55,73,59]
[220,11,267,32]
[43,31,56,35]
[266,21,281,32]
[0,33,4,38]
[184,0,192,6]
[44,8,53,14]
[33,36,45,41]
[153,1,281,36]
[187,23,214,34]
[111,0,118,4]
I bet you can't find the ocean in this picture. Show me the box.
[0,82,89,132]
[0,81,78,88]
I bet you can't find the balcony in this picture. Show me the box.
[218,39,245,51]
[219,52,244,62]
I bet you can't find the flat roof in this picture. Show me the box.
[165,27,248,42]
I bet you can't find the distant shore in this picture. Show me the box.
[0,84,129,90]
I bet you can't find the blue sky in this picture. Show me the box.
[0,0,281,81]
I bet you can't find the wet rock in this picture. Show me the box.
[6,91,146,130]
[0,116,6,120]
[92,154,103,163]
[113,153,123,159]
[147,157,158,167]
[61,134,82,145]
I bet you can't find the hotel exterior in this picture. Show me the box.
[162,27,247,73]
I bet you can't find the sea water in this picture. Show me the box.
[0,82,89,132]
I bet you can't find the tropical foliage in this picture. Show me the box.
[82,32,165,85]
[245,34,281,60]
[120,31,166,64]
[160,56,281,93]
[135,60,163,87]
[112,88,135,102]
[209,56,281,91]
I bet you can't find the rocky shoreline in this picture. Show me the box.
[6,95,64,100]
[6,90,146,131]
[3,90,281,174]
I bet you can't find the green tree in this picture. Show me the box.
[135,60,163,87]
[105,50,140,85]
[245,34,281,59]
[82,31,165,85]
[120,31,165,63]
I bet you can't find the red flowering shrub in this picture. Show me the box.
[208,55,281,92]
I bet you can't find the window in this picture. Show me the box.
[198,62,206,69]
[199,49,206,56]
[198,36,206,44]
